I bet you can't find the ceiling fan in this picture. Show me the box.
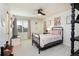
[37,8,46,16]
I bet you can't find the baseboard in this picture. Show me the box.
[63,42,71,47]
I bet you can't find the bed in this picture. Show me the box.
[32,27,63,54]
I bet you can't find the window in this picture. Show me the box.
[17,19,28,32]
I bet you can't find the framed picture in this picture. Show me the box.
[66,15,71,24]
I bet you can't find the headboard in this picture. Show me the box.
[51,27,63,41]
[52,27,63,35]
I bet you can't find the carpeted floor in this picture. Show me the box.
[13,39,71,56]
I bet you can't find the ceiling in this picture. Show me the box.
[7,3,71,18]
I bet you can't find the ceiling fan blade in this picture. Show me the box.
[40,12,45,15]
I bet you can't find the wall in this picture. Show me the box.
[45,9,79,49]
[30,18,44,34]
[0,4,9,47]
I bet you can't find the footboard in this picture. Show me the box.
[32,33,40,45]
[32,33,40,54]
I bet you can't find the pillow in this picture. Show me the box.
[51,29,61,35]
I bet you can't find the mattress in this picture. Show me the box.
[35,34,62,47]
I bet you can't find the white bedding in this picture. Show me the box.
[34,34,62,47]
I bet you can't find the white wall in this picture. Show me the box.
[45,9,79,49]
[0,4,8,47]
[30,18,44,34]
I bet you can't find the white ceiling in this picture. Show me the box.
[7,3,71,17]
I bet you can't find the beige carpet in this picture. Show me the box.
[13,39,71,56]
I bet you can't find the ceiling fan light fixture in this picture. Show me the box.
[37,9,46,16]
[38,13,41,16]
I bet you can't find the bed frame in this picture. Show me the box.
[32,27,63,54]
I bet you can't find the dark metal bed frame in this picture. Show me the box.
[71,3,79,56]
[32,27,63,54]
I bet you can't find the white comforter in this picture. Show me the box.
[39,34,62,47]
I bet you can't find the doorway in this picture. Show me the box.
[17,17,28,40]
